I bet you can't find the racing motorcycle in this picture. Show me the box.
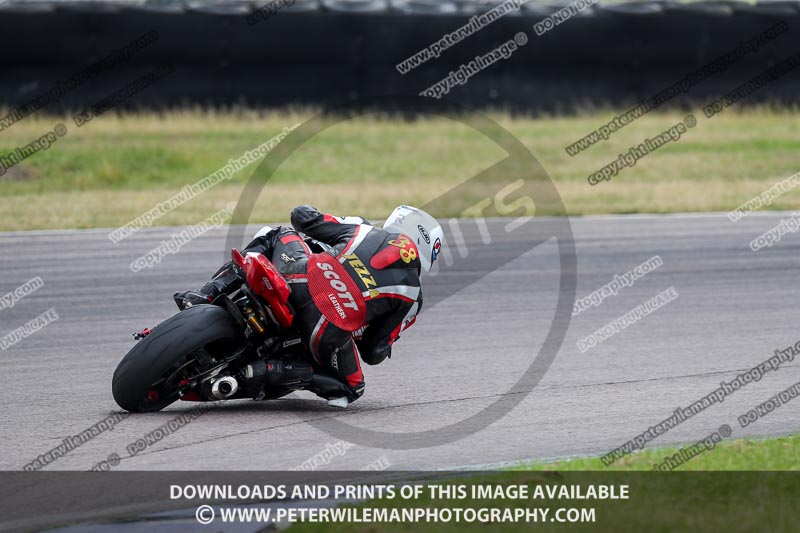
[112,235,333,413]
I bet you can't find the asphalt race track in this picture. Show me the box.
[2,212,799,478]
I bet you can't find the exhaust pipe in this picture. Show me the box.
[209,375,239,400]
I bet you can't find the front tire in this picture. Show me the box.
[112,304,244,412]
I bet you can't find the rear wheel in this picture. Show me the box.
[112,305,244,412]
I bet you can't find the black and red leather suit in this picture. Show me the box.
[195,205,423,402]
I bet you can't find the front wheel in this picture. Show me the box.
[112,304,244,412]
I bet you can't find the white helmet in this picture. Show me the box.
[382,205,443,272]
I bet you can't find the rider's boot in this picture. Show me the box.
[244,360,313,400]
[309,373,362,408]
[244,360,360,407]
[172,290,212,310]
[173,263,240,310]
[311,374,363,408]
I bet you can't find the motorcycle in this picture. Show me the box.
[112,235,333,413]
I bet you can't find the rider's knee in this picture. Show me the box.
[360,345,391,366]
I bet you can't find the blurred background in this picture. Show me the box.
[1,0,798,110]
[0,0,797,230]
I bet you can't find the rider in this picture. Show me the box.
[174,205,444,408]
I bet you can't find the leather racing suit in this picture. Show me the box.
[181,205,423,403]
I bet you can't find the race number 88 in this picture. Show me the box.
[388,236,417,263]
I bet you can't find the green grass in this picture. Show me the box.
[284,435,799,533]
[511,434,800,471]
[1,107,799,230]
[286,471,800,532]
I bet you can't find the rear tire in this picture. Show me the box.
[112,305,244,412]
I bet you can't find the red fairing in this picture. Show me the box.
[231,248,246,268]
[231,248,294,329]
[306,253,367,332]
